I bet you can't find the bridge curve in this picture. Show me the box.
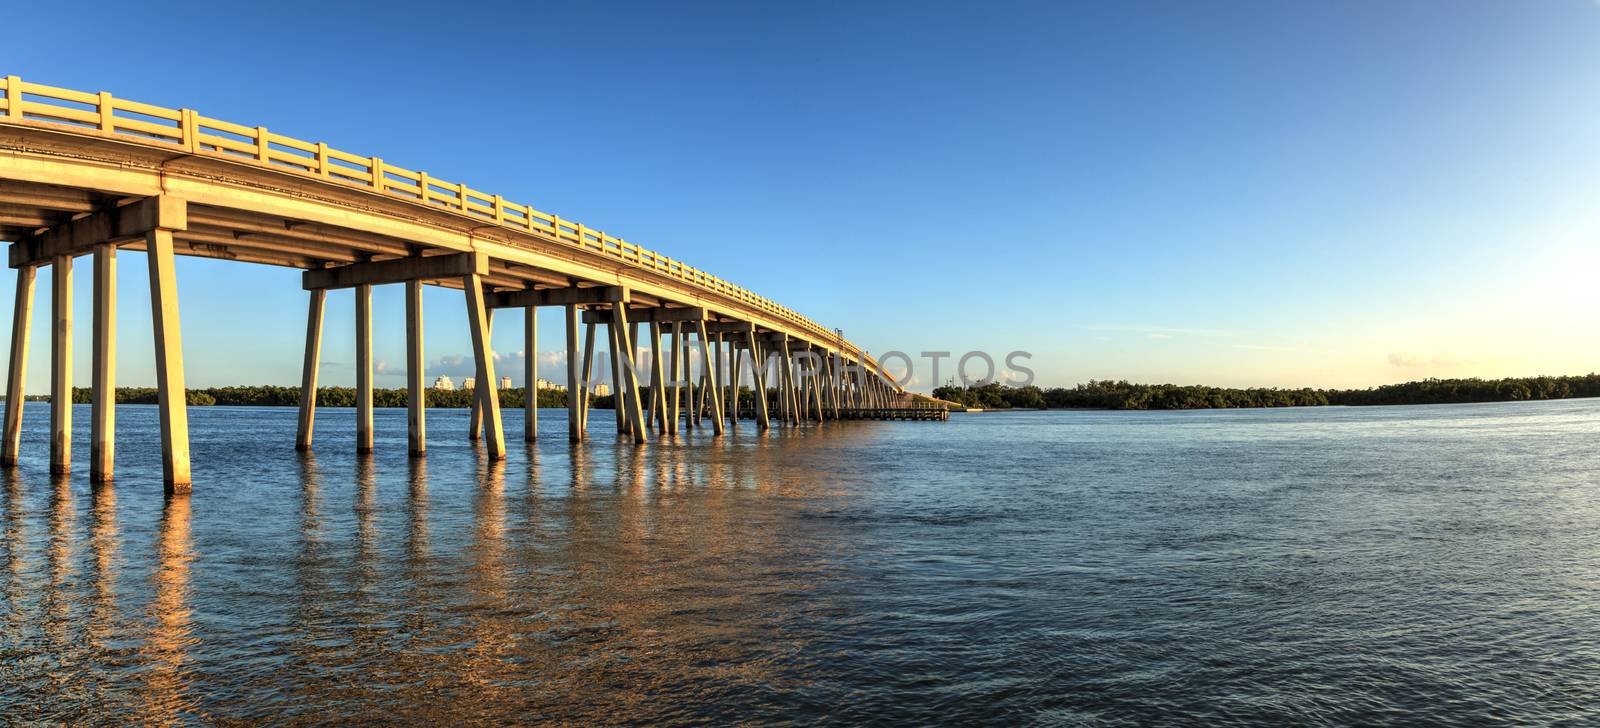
[0,76,914,491]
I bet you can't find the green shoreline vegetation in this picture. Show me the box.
[933,374,1600,411]
[1,374,1594,411]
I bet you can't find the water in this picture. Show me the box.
[2,399,1599,725]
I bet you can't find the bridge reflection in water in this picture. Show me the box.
[0,406,888,723]
[0,76,929,493]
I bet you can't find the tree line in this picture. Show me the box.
[62,385,571,409]
[933,374,1600,410]
[51,384,768,409]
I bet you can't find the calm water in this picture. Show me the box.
[2,399,1598,725]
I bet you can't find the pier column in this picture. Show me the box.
[810,354,825,422]
[728,336,742,424]
[524,306,536,442]
[696,321,725,435]
[614,304,647,443]
[469,311,493,440]
[745,332,770,430]
[667,322,682,434]
[50,254,72,475]
[2,266,36,467]
[463,273,505,460]
[296,289,325,450]
[356,283,373,453]
[580,318,596,438]
[91,244,116,482]
[406,279,426,456]
[608,314,626,434]
[146,229,191,491]
[647,321,664,432]
[779,338,798,425]
[565,303,580,442]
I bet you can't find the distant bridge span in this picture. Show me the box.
[0,77,914,491]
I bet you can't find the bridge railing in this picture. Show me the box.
[0,75,889,377]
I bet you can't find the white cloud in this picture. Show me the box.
[1388,352,1469,369]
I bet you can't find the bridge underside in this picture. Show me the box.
[0,116,913,492]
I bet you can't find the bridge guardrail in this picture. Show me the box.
[0,76,897,386]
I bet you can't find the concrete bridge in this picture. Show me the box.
[0,76,913,493]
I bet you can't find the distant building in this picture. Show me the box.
[462,377,476,390]
[594,383,611,398]
[432,376,455,391]
[536,378,564,392]
[500,376,512,391]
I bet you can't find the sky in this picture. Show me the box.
[4,0,1599,393]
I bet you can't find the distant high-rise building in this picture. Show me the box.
[500,376,512,391]
[432,375,455,391]
[594,383,611,398]
[535,378,565,392]
[462,377,476,390]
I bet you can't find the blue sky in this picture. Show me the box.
[5,0,1599,392]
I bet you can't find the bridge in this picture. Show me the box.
[0,76,918,493]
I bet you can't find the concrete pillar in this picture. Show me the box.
[667,322,682,434]
[50,254,72,475]
[523,305,536,442]
[146,229,191,491]
[646,320,663,432]
[779,339,799,425]
[463,273,504,460]
[613,304,647,443]
[355,283,373,453]
[580,319,596,439]
[469,310,493,440]
[728,337,742,424]
[684,336,696,429]
[565,303,580,442]
[2,266,36,467]
[607,315,626,434]
[91,244,116,482]
[296,289,325,450]
[810,354,825,422]
[696,321,724,436]
[406,279,426,456]
[746,332,770,430]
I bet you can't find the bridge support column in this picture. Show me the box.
[91,243,116,482]
[463,273,504,460]
[828,355,841,419]
[580,318,596,439]
[632,321,644,429]
[614,304,647,443]
[469,310,493,440]
[683,334,696,430]
[696,320,724,436]
[812,354,826,422]
[667,322,683,434]
[646,321,664,432]
[356,283,373,453]
[296,289,325,450]
[565,303,580,442]
[779,339,799,426]
[728,336,741,424]
[2,266,36,467]
[608,316,626,434]
[524,306,536,442]
[146,229,191,491]
[745,331,770,431]
[50,255,72,475]
[407,279,426,456]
